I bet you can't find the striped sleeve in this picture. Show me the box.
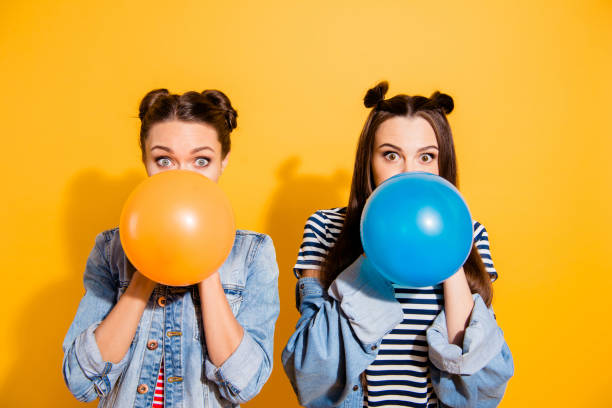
[293,211,333,277]
[473,221,498,282]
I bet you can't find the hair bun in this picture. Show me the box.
[202,89,238,130]
[364,81,389,108]
[139,88,169,120]
[431,91,454,114]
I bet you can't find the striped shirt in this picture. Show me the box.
[294,208,497,408]
[152,360,164,407]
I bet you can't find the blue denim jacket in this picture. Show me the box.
[63,228,280,407]
[282,256,514,408]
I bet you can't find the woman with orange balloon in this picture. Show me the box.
[62,89,280,407]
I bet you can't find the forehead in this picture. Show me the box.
[147,120,220,149]
[374,115,437,150]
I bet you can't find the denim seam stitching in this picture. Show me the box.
[247,234,266,266]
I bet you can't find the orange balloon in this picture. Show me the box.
[119,170,236,286]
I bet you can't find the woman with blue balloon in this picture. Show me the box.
[283,82,513,407]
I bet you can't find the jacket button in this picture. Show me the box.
[147,340,158,350]
[137,384,148,394]
[157,296,167,307]
[353,385,359,391]
[371,345,377,351]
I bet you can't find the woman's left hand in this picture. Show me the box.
[198,270,221,290]
[197,270,244,367]
[442,267,474,346]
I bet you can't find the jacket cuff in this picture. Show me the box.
[295,277,325,309]
[74,323,132,396]
[328,256,403,345]
[427,294,504,375]
[204,331,263,395]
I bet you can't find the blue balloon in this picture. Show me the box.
[360,172,473,287]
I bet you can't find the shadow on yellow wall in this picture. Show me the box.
[250,156,350,406]
[0,170,143,407]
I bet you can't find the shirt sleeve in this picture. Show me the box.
[473,221,498,282]
[293,211,333,277]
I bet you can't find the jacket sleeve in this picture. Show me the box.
[282,256,404,407]
[426,294,514,408]
[62,232,133,402]
[203,234,280,403]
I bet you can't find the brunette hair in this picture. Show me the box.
[321,81,493,306]
[137,88,238,161]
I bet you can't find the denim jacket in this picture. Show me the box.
[63,228,280,407]
[282,256,514,408]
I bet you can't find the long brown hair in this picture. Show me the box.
[321,81,493,306]
[138,88,238,161]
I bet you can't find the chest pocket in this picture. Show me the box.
[192,284,245,341]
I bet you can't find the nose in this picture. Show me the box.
[403,162,419,174]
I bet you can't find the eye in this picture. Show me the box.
[155,156,172,167]
[383,151,401,162]
[419,153,436,163]
[195,157,210,167]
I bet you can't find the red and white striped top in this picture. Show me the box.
[152,361,164,407]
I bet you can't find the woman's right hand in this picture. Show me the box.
[127,270,157,295]
[94,270,157,363]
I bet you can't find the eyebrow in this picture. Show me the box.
[417,145,439,153]
[150,145,215,154]
[150,145,173,153]
[190,146,215,154]
[377,143,403,151]
[377,143,439,152]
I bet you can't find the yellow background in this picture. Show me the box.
[1,0,610,406]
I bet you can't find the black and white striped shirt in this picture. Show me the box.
[294,207,497,408]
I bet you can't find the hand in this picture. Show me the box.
[95,269,157,363]
[442,266,474,346]
[198,270,221,291]
[127,270,157,294]
[195,269,244,366]
[443,266,466,287]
